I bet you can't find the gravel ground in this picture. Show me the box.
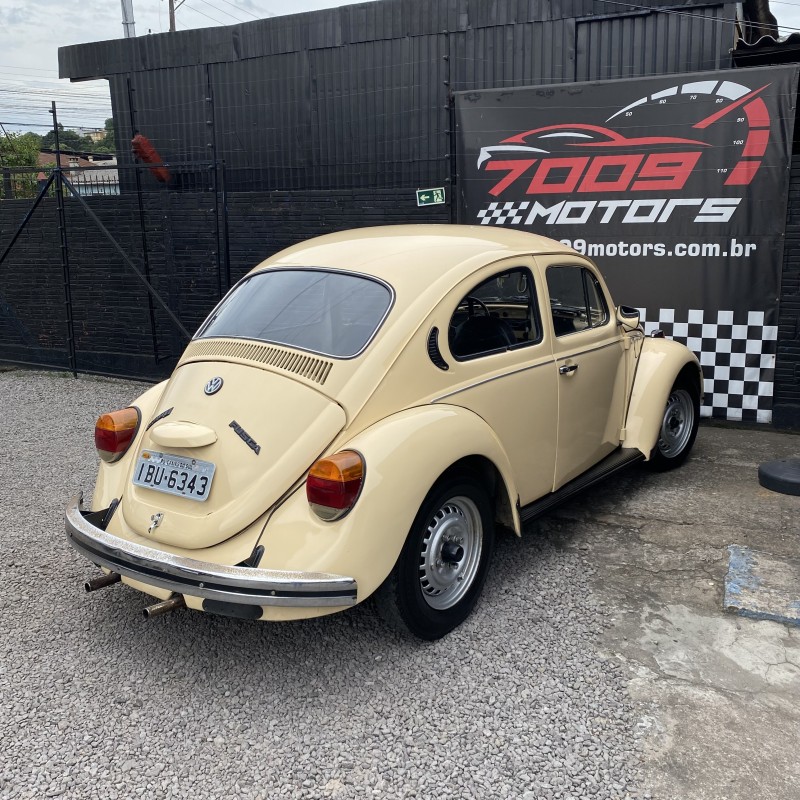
[0,370,645,800]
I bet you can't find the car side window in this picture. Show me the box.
[449,268,541,360]
[546,265,609,337]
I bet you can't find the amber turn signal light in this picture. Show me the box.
[306,451,365,521]
[95,407,141,463]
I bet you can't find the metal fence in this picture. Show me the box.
[0,102,449,380]
[1,166,122,201]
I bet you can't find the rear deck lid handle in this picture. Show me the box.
[149,421,218,448]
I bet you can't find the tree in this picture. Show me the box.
[0,130,43,198]
[0,130,40,167]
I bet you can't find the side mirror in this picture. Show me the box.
[616,305,641,331]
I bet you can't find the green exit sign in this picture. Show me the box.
[416,187,446,207]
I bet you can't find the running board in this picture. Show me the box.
[519,447,644,525]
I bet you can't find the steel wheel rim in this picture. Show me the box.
[658,388,694,458]
[418,495,483,610]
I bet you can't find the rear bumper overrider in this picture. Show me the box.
[64,493,357,607]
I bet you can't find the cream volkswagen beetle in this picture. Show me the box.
[66,225,701,639]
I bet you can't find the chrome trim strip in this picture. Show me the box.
[553,338,624,360]
[433,335,623,402]
[65,494,357,608]
[432,358,554,403]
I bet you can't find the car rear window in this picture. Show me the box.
[196,269,393,358]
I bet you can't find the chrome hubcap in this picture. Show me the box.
[419,496,482,610]
[658,389,694,458]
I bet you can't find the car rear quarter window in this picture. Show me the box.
[449,268,542,360]
[196,269,393,358]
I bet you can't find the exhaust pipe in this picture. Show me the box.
[142,595,186,618]
[85,572,121,592]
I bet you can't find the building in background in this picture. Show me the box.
[37,151,119,195]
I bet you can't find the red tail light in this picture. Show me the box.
[307,451,365,521]
[95,407,140,463]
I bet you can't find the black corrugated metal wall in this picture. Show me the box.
[776,152,800,428]
[62,0,738,193]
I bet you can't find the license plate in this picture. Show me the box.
[132,450,215,502]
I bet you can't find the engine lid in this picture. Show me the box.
[120,359,346,549]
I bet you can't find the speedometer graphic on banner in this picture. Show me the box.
[605,78,771,187]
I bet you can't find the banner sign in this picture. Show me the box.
[455,66,799,422]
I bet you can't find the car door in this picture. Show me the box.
[538,258,628,489]
[436,258,558,506]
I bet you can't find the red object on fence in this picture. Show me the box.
[131,134,171,183]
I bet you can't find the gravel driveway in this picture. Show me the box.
[0,370,644,800]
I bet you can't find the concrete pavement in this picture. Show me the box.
[537,423,800,800]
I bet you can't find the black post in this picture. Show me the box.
[210,164,223,300]
[443,30,458,224]
[51,102,78,377]
[220,160,231,292]
[127,77,161,363]
[206,65,224,300]
[2,167,12,199]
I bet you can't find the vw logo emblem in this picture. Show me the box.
[204,377,224,395]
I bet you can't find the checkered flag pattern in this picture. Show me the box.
[477,202,530,226]
[637,308,778,423]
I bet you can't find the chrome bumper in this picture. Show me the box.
[64,494,357,607]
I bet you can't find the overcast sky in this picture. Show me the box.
[2,0,800,135]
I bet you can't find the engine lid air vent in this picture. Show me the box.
[180,339,334,385]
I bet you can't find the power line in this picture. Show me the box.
[0,78,109,91]
[0,64,57,74]
[192,0,247,22]
[193,0,248,23]
[180,0,230,26]
[592,0,800,33]
[215,0,264,21]
[0,84,111,98]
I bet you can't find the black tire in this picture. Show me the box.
[375,474,495,640]
[646,375,700,472]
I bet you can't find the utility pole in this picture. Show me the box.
[169,0,185,32]
[120,0,136,38]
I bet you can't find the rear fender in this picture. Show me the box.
[93,380,168,509]
[260,404,520,602]
[623,338,702,458]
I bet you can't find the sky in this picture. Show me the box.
[2,0,800,135]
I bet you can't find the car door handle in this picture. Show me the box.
[559,364,578,375]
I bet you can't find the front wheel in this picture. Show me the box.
[646,377,700,472]
[375,475,495,640]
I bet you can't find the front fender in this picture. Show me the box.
[259,404,520,602]
[623,338,702,458]
[93,380,169,509]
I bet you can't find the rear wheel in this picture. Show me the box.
[647,377,700,471]
[375,474,495,640]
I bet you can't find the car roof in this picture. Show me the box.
[250,225,578,291]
